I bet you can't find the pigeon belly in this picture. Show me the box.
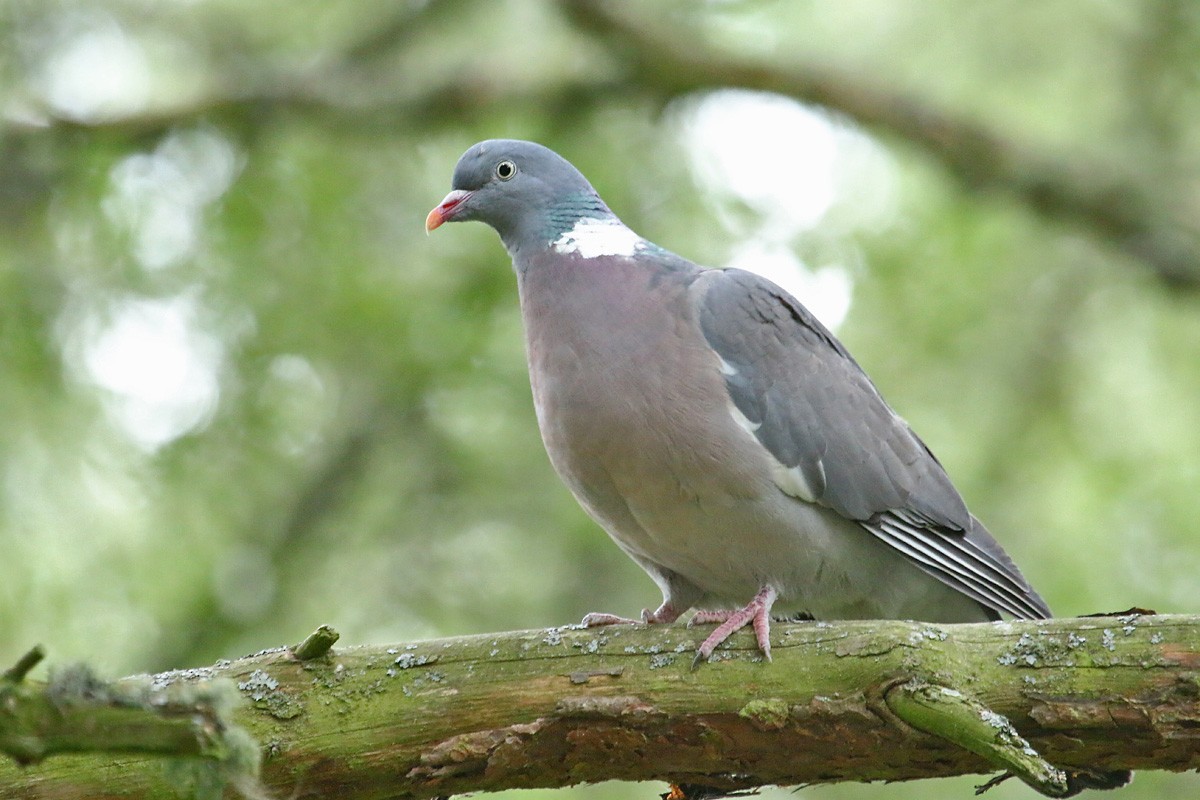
[516,253,987,622]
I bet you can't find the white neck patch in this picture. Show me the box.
[551,217,643,259]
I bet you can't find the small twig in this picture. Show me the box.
[3,646,45,683]
[292,625,340,661]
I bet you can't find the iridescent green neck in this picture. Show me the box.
[541,192,615,241]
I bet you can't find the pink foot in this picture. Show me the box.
[582,601,683,628]
[690,585,778,667]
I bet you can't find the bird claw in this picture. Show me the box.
[580,612,640,627]
[581,602,683,629]
[690,586,778,666]
[687,610,729,627]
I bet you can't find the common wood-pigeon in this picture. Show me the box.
[427,139,1051,664]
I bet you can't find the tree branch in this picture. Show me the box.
[3,615,1197,799]
[0,647,256,783]
[557,0,1200,290]
[10,1,1194,289]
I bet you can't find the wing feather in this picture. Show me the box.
[693,267,1050,619]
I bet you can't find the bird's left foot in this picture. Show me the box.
[689,585,778,667]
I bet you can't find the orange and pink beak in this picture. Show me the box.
[425,189,473,232]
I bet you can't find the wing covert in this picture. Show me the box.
[692,267,1050,619]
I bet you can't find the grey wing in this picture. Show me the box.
[693,268,1050,620]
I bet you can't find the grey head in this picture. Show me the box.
[426,139,618,258]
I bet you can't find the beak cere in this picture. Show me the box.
[425,189,473,232]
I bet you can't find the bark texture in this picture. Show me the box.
[2,615,1198,799]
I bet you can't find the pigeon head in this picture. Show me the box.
[426,139,619,257]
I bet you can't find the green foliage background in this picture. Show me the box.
[2,1,1198,797]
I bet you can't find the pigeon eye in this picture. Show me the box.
[495,160,516,181]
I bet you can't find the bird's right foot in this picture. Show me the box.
[581,602,683,628]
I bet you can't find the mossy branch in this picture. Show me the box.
[0,647,262,799]
[2,615,1198,799]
